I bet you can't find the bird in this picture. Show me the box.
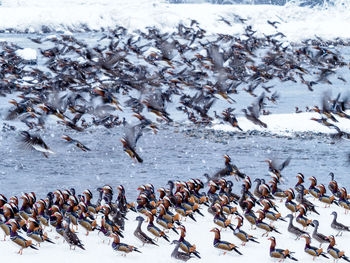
[177,225,200,258]
[62,135,90,151]
[327,235,350,262]
[285,214,308,239]
[134,216,158,246]
[268,236,298,261]
[145,212,170,242]
[19,131,54,158]
[233,215,259,246]
[63,217,85,250]
[330,211,350,236]
[120,120,144,163]
[171,240,193,262]
[311,220,330,247]
[8,219,38,255]
[300,234,329,260]
[210,228,242,255]
[110,232,141,255]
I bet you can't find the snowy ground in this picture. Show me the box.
[212,111,350,135]
[0,0,349,42]
[1,189,350,263]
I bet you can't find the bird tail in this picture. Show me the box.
[195,209,204,217]
[134,152,143,163]
[312,208,320,215]
[320,253,329,259]
[171,227,178,234]
[188,213,196,222]
[250,238,260,243]
[163,235,170,242]
[273,227,281,234]
[78,244,85,250]
[30,245,39,250]
[233,247,242,255]
[343,256,350,262]
[134,247,142,253]
[279,217,287,222]
[193,251,201,258]
[45,237,55,244]
[287,255,298,261]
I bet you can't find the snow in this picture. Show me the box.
[16,48,37,61]
[0,0,349,41]
[1,189,350,263]
[212,112,350,135]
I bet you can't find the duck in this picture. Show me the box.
[256,210,281,237]
[295,204,313,230]
[284,189,298,214]
[171,240,193,262]
[295,185,319,215]
[213,203,235,231]
[311,220,330,247]
[317,184,338,207]
[338,188,350,214]
[65,196,79,227]
[35,199,50,227]
[52,212,65,238]
[82,189,97,214]
[233,215,259,246]
[261,199,286,222]
[62,135,90,152]
[160,196,181,225]
[327,235,350,262]
[63,217,85,250]
[328,172,341,198]
[243,199,258,229]
[0,203,15,240]
[8,219,38,255]
[285,214,308,239]
[19,193,32,221]
[26,217,54,246]
[134,216,158,246]
[156,204,178,234]
[294,173,305,192]
[330,211,350,236]
[174,192,196,222]
[100,204,124,238]
[269,175,287,198]
[180,188,204,217]
[110,232,141,255]
[268,236,298,261]
[301,234,328,260]
[210,228,242,255]
[219,195,237,215]
[308,177,320,199]
[145,211,170,242]
[176,225,200,258]
[77,202,97,236]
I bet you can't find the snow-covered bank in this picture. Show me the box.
[212,112,350,136]
[0,0,350,41]
[2,190,350,263]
